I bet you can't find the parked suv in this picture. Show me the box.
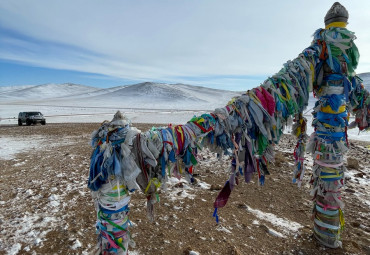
[18,112,46,126]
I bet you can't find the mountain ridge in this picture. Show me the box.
[0,82,241,111]
[0,72,368,106]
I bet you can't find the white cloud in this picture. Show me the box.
[0,0,369,87]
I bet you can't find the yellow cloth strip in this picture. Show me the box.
[321,105,346,114]
[325,22,347,29]
[339,209,345,230]
[248,91,262,104]
[171,126,178,151]
[280,82,291,101]
[310,63,315,89]
[144,178,161,194]
[178,126,184,142]
[320,174,343,179]
[178,161,183,174]
[322,167,341,174]
[323,123,336,128]
[112,184,125,190]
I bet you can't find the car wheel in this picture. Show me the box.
[18,119,22,126]
[26,119,31,126]
[41,120,46,125]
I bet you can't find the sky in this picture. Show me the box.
[0,0,369,91]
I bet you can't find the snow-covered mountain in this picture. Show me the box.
[0,82,241,125]
[0,83,100,101]
[86,82,207,103]
[0,85,34,94]
[0,82,240,111]
[1,72,368,108]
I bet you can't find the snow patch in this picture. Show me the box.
[8,243,22,255]
[2,214,59,253]
[128,251,141,255]
[216,225,232,234]
[189,251,200,255]
[244,204,303,234]
[71,239,82,249]
[252,220,259,225]
[13,161,26,166]
[267,228,286,238]
[0,137,43,160]
[163,177,201,201]
[197,180,211,189]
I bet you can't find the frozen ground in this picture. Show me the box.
[0,123,369,255]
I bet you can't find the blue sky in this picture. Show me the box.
[0,0,369,91]
[0,60,149,87]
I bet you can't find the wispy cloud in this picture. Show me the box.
[0,0,369,88]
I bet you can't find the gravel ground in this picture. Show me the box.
[0,123,369,255]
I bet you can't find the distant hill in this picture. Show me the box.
[0,82,240,111]
[60,82,240,110]
[95,82,207,102]
[0,83,100,101]
[1,74,368,111]
[0,84,32,92]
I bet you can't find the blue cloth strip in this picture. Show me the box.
[100,204,129,215]
[316,205,339,216]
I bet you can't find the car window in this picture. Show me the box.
[27,112,41,115]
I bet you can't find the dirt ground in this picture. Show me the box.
[0,123,369,255]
